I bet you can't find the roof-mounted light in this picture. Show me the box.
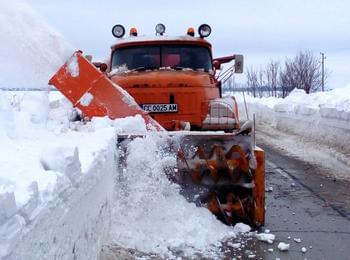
[198,24,211,38]
[187,27,195,37]
[155,23,166,35]
[130,27,138,36]
[111,24,125,38]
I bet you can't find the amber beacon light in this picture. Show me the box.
[187,27,195,36]
[130,27,138,36]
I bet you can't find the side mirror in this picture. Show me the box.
[213,54,244,75]
[213,60,222,70]
[234,55,244,74]
[92,62,108,72]
[99,63,108,72]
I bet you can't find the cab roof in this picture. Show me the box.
[111,35,212,50]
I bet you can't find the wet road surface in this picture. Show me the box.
[231,143,350,260]
[101,142,350,259]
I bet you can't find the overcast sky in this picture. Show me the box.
[30,0,350,88]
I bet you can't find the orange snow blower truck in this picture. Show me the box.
[49,24,265,227]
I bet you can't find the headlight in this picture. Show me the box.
[155,23,166,35]
[112,24,125,38]
[198,24,211,38]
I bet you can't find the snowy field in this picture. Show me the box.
[1,1,350,259]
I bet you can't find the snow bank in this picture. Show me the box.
[5,132,116,260]
[235,84,350,157]
[0,91,117,259]
[0,1,72,89]
[110,134,235,258]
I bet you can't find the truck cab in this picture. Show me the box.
[106,24,243,131]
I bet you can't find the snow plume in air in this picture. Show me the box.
[110,134,235,258]
[0,1,73,89]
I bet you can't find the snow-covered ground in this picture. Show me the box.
[235,86,350,179]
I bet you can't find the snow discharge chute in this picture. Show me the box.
[49,51,163,131]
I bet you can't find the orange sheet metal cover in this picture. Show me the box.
[49,51,163,131]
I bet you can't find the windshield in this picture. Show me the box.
[111,45,212,72]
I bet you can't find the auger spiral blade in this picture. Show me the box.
[175,133,265,227]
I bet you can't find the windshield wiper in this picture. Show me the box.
[172,66,186,70]
[130,66,158,72]
[173,66,209,72]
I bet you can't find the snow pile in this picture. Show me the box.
[0,91,117,259]
[235,84,350,158]
[273,85,350,119]
[233,223,251,234]
[110,134,235,258]
[91,114,147,134]
[0,1,73,89]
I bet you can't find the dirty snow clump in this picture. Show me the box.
[278,242,290,251]
[255,233,275,244]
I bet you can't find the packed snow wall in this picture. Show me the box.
[0,91,118,259]
[236,86,350,158]
[4,141,116,260]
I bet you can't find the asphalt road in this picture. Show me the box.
[223,142,350,260]
[101,141,350,259]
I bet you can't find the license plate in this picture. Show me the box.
[141,103,178,113]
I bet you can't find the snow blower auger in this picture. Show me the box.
[175,134,265,226]
[49,24,265,227]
